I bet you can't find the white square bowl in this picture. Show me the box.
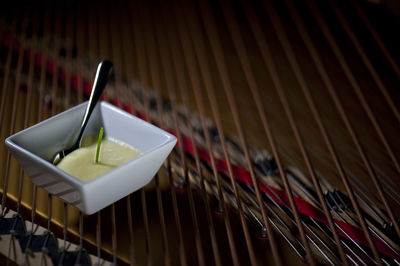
[5,101,176,215]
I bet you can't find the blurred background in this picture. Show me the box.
[0,0,400,265]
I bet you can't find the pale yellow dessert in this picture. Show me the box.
[57,138,140,182]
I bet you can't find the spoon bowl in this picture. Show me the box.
[5,101,177,214]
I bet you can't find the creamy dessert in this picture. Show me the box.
[57,137,140,182]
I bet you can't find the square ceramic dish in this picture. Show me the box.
[5,101,176,215]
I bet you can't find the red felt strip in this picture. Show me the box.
[178,133,396,258]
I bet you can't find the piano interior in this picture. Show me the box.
[0,0,399,265]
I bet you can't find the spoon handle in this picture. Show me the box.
[75,60,113,147]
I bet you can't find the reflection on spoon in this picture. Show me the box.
[52,60,113,164]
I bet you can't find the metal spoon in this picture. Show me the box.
[52,60,113,164]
